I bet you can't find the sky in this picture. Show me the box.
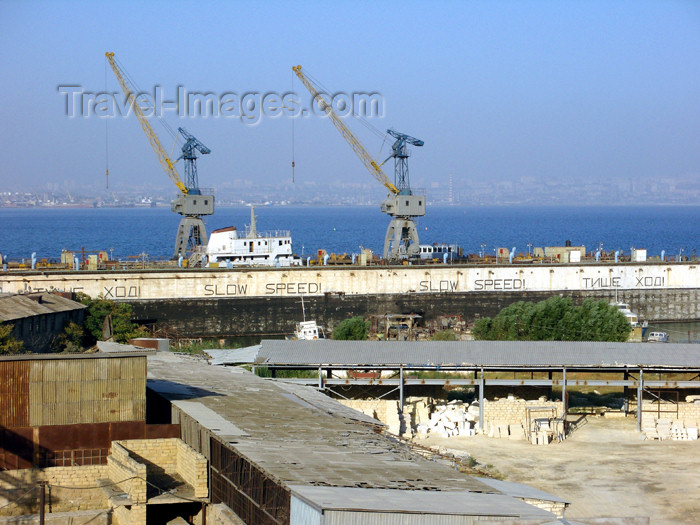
[0,0,698,199]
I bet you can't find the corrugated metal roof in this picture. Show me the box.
[0,293,85,322]
[256,340,700,368]
[474,478,570,504]
[289,486,554,519]
[206,346,260,365]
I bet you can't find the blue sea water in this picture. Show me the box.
[0,205,698,261]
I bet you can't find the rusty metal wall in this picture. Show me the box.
[27,356,146,426]
[0,421,180,470]
[0,360,30,427]
[172,405,212,459]
[211,438,291,525]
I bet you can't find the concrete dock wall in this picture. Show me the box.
[129,287,700,337]
[2,262,697,300]
[2,263,698,336]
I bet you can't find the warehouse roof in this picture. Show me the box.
[146,352,495,494]
[254,339,700,369]
[289,485,555,519]
[0,292,85,322]
[205,346,261,365]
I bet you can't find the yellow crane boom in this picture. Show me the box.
[292,65,399,195]
[105,52,188,195]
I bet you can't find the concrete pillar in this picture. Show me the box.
[479,367,485,432]
[399,367,404,410]
[623,369,629,414]
[637,368,644,432]
[562,367,567,416]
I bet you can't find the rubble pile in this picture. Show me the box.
[414,400,479,437]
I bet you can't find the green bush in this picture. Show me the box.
[473,296,631,342]
[432,329,459,341]
[77,293,149,345]
[331,316,369,340]
[51,321,86,353]
[0,323,23,355]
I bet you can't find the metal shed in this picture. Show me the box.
[288,486,556,525]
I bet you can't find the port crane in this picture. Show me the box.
[381,129,424,194]
[292,65,426,260]
[105,52,215,260]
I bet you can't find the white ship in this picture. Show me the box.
[286,297,326,340]
[611,300,648,342]
[206,207,301,268]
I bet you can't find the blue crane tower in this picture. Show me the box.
[384,129,424,195]
[177,127,211,195]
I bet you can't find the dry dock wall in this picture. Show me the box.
[3,263,698,299]
[2,263,698,336]
[126,287,700,337]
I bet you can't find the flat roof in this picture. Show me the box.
[254,339,700,369]
[205,346,261,365]
[289,485,554,519]
[146,352,496,494]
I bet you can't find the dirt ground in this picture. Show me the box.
[421,415,700,525]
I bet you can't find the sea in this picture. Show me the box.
[0,204,697,262]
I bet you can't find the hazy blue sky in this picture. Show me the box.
[1,0,698,197]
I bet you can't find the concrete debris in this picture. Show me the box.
[413,401,478,438]
[643,418,699,440]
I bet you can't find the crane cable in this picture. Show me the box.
[110,55,182,160]
[291,71,296,182]
[302,69,387,142]
[105,57,109,189]
[301,68,393,168]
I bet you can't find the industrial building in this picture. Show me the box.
[147,351,571,523]
[0,292,86,352]
[209,339,700,435]
[0,352,199,524]
[1,349,573,524]
[5,339,695,523]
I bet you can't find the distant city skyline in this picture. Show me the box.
[1,1,698,204]
[3,172,699,207]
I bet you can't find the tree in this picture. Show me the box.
[51,321,86,353]
[472,297,631,342]
[332,316,369,340]
[78,294,149,345]
[432,329,459,341]
[0,323,24,355]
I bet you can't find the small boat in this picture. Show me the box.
[647,331,669,343]
[612,301,640,326]
[206,207,301,267]
[611,300,648,342]
[293,320,325,340]
[287,296,326,340]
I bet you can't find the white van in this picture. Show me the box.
[647,331,669,343]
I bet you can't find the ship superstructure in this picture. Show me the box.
[205,207,300,268]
